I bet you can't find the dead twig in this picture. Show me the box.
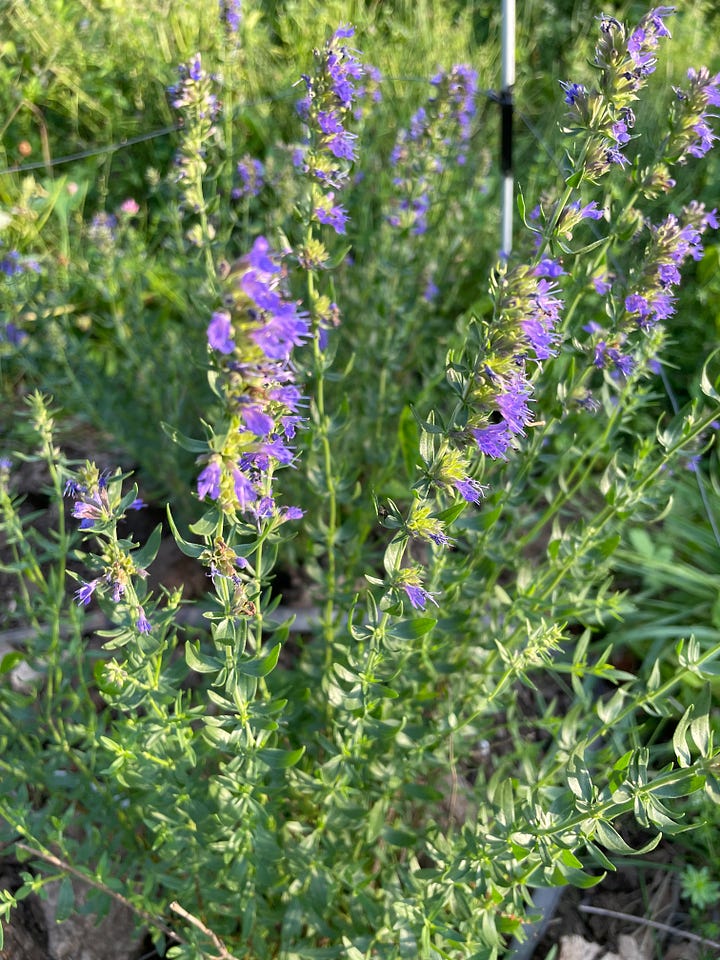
[15,841,181,946]
[579,903,720,953]
[170,900,241,960]
[16,841,242,959]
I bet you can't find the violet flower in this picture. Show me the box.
[297,24,372,235]
[198,237,309,520]
[389,64,479,234]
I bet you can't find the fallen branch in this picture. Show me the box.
[16,841,243,960]
[579,903,720,953]
[170,900,241,960]
[15,841,181,946]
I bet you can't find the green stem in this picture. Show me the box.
[307,258,339,665]
[534,404,720,603]
[448,403,720,740]
[198,203,217,285]
[512,377,624,553]
[536,757,710,842]
[253,467,274,655]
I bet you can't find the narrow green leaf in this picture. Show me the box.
[238,644,281,678]
[131,523,162,570]
[646,659,661,692]
[436,502,466,525]
[333,662,360,684]
[0,651,24,675]
[596,688,625,725]
[689,685,711,757]
[567,753,593,803]
[212,618,238,646]
[383,536,408,576]
[700,349,720,402]
[561,867,607,889]
[704,773,720,804]
[381,826,417,847]
[673,705,693,767]
[566,170,584,189]
[189,509,221,537]
[257,746,305,769]
[55,877,75,923]
[595,820,659,855]
[586,841,616,871]
[202,725,233,747]
[498,778,515,826]
[185,641,222,674]
[516,186,526,224]
[559,848,584,869]
[117,484,141,515]
[166,506,205,558]
[411,406,444,434]
[363,716,404,738]
[651,774,705,799]
[160,421,209,453]
[367,799,387,842]
[388,617,437,640]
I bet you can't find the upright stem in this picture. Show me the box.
[253,465,274,654]
[198,203,217,287]
[307,263,339,663]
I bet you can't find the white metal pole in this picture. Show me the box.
[500,0,516,256]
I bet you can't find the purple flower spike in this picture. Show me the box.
[579,201,603,221]
[593,275,612,296]
[535,258,566,278]
[403,583,439,610]
[454,477,487,504]
[188,55,203,82]
[605,146,629,167]
[232,469,257,510]
[220,0,242,33]
[316,201,349,234]
[207,311,235,354]
[75,580,99,606]
[255,496,275,519]
[560,81,586,105]
[242,405,274,437]
[625,293,651,317]
[248,235,279,274]
[497,373,533,435]
[472,422,512,460]
[197,461,221,500]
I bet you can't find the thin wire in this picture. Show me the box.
[0,80,499,179]
[518,109,564,171]
[0,124,180,175]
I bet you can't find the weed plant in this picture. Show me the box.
[1,3,720,959]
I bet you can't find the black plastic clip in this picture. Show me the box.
[499,87,514,175]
